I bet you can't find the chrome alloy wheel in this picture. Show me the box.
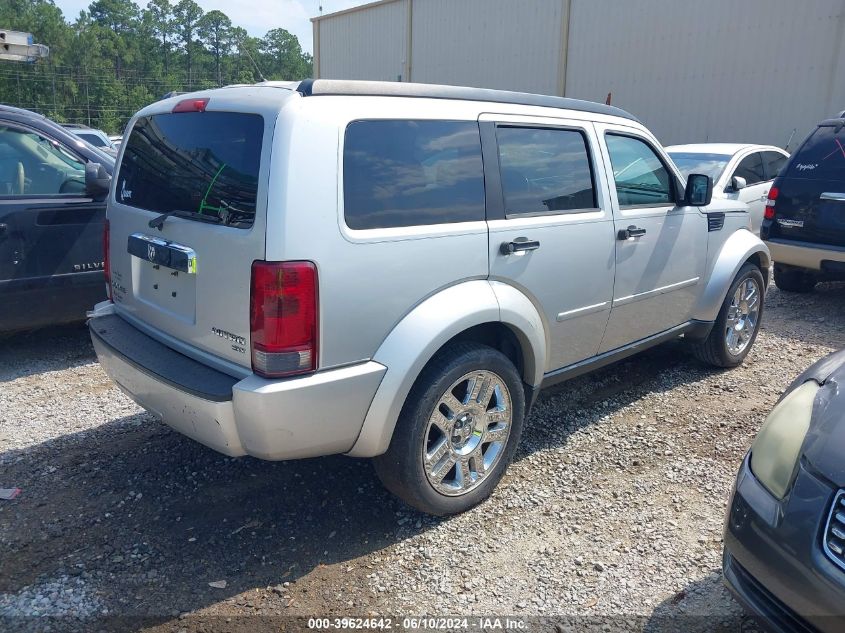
[421,370,512,496]
[725,277,761,355]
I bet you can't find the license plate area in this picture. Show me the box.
[127,233,197,274]
[128,233,197,322]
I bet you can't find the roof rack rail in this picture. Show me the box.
[295,79,639,122]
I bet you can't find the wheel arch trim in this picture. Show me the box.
[346,280,546,458]
[692,230,771,323]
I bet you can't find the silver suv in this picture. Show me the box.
[89,80,770,515]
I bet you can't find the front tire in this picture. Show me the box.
[773,264,817,293]
[692,263,765,368]
[373,343,525,516]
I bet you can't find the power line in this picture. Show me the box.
[0,68,219,82]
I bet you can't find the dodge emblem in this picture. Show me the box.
[147,244,156,261]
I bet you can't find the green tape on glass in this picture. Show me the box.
[198,163,227,215]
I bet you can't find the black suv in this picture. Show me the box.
[762,112,845,292]
[0,105,113,331]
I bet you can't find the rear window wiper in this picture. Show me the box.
[148,209,223,230]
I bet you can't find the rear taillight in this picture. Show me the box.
[764,186,779,220]
[103,218,112,301]
[250,261,318,378]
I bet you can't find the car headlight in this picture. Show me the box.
[750,380,820,499]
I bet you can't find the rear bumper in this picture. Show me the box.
[766,238,845,273]
[89,309,386,460]
[0,271,105,331]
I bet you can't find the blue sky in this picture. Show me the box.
[52,0,371,53]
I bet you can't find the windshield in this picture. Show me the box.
[668,152,731,181]
[788,125,845,178]
[116,111,264,228]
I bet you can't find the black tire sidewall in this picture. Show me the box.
[374,344,525,516]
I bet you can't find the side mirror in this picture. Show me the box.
[85,162,111,199]
[730,176,747,192]
[683,173,713,207]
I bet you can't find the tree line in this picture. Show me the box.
[0,0,313,133]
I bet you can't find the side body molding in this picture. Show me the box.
[347,280,547,458]
[691,228,771,323]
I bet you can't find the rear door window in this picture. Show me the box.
[496,126,597,216]
[788,126,845,178]
[733,153,765,185]
[116,112,263,228]
[343,120,485,230]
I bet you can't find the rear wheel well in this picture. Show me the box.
[403,323,536,422]
[439,322,537,415]
[445,322,526,380]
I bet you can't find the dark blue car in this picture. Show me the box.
[0,105,113,331]
[724,348,845,632]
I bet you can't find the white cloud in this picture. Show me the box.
[52,0,371,53]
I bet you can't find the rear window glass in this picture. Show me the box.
[789,125,845,178]
[343,120,485,230]
[116,112,263,228]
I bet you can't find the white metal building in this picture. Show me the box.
[311,0,845,147]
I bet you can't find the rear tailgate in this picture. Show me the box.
[107,86,291,372]
[769,124,845,247]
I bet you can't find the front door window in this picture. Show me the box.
[605,134,674,206]
[0,126,85,197]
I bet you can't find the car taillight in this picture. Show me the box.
[250,261,318,378]
[103,218,112,301]
[764,186,779,220]
[172,98,209,113]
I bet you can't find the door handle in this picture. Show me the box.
[501,237,540,255]
[820,192,845,202]
[618,225,647,240]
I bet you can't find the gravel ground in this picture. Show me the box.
[1,282,843,633]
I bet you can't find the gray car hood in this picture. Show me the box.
[797,349,845,487]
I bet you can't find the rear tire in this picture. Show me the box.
[773,264,817,293]
[692,263,764,368]
[373,342,525,516]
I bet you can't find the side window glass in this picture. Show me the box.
[733,153,765,185]
[763,151,787,180]
[496,126,597,215]
[343,120,485,230]
[605,134,673,206]
[0,126,86,196]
